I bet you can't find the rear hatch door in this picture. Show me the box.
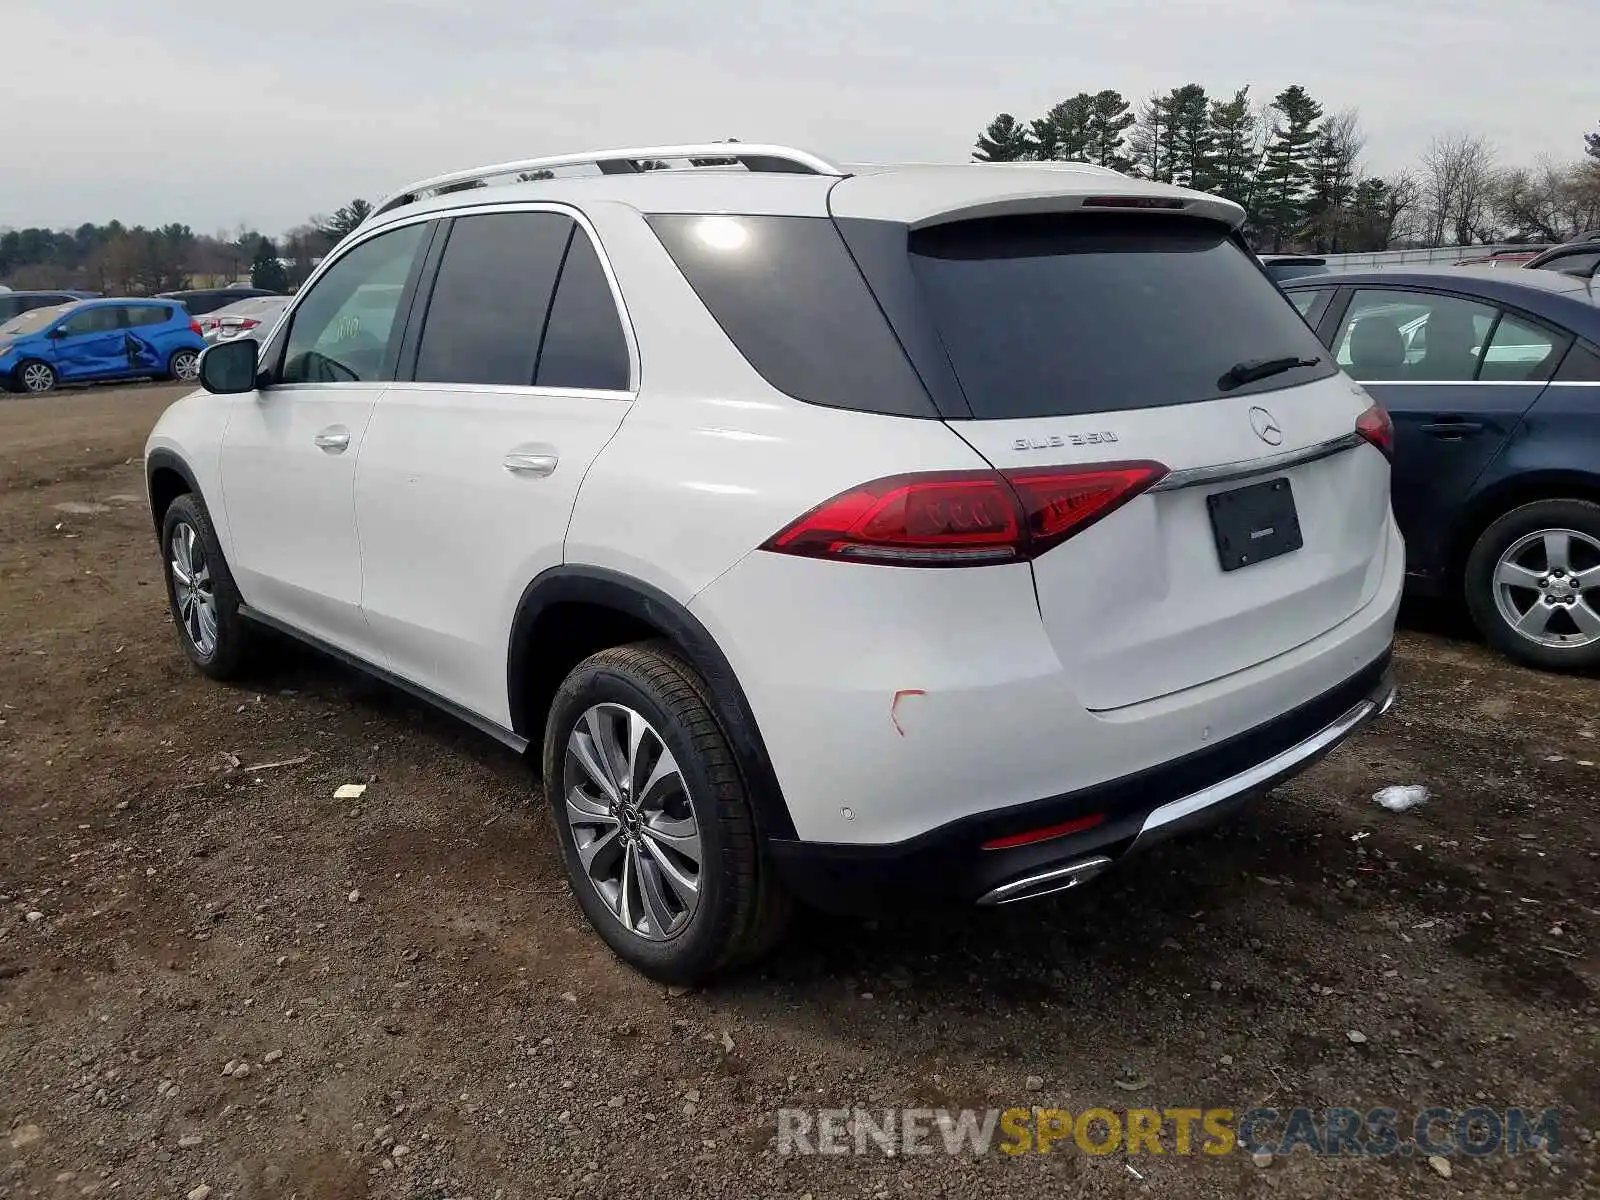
[843,208,1390,710]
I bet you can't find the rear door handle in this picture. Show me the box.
[503,450,558,477]
[313,427,351,452]
[1420,420,1484,438]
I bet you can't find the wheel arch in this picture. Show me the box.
[145,448,201,536]
[1449,470,1600,588]
[507,565,797,841]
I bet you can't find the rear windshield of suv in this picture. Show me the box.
[907,214,1335,419]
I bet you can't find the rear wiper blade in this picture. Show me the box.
[1218,355,1320,390]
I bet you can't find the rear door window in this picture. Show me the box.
[125,305,173,328]
[413,212,571,387]
[1555,341,1600,382]
[906,215,1334,418]
[1480,313,1561,382]
[534,227,631,391]
[1334,289,1498,382]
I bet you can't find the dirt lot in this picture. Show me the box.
[1,384,1596,1200]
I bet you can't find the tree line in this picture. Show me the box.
[976,87,1600,253]
[0,199,373,295]
[4,112,1598,292]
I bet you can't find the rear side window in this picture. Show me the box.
[125,304,173,328]
[1556,341,1600,381]
[414,212,571,387]
[1288,287,1332,326]
[535,228,631,391]
[907,215,1334,419]
[648,214,933,416]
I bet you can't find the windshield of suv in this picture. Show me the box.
[908,214,1335,418]
[0,305,73,336]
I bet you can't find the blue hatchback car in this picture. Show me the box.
[1283,267,1600,672]
[0,298,206,395]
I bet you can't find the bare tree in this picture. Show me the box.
[1420,133,1497,245]
[1493,157,1600,242]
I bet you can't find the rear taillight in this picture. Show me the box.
[761,461,1167,568]
[189,319,203,335]
[1356,403,1394,461]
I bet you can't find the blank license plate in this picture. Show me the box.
[1206,477,1302,572]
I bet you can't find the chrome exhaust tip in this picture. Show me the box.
[977,856,1114,906]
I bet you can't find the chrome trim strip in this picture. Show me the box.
[977,857,1113,906]
[1148,432,1362,492]
[1130,680,1397,851]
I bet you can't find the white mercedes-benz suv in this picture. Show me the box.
[145,143,1402,982]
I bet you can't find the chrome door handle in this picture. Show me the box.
[503,451,558,477]
[313,428,351,452]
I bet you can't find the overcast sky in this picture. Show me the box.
[6,0,1595,235]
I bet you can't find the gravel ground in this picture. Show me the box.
[1,384,1596,1200]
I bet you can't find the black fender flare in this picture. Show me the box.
[144,448,202,535]
[506,565,797,841]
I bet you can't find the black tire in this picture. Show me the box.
[1463,498,1600,673]
[167,348,201,383]
[16,359,56,395]
[159,492,256,679]
[542,643,788,982]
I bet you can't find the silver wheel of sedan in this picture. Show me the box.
[169,521,218,656]
[1492,528,1600,649]
[563,702,701,940]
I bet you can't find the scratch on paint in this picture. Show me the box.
[890,689,926,737]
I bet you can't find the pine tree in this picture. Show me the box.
[1030,95,1095,162]
[973,114,1034,163]
[1085,91,1135,172]
[1208,88,1262,212]
[1586,121,1600,161]
[1254,85,1324,251]
[1303,112,1364,251]
[248,237,289,292]
[1127,93,1172,182]
[1164,84,1214,190]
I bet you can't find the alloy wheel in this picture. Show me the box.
[172,351,201,381]
[169,521,218,656]
[1492,528,1600,649]
[21,363,54,393]
[563,702,702,940]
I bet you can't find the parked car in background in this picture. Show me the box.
[1283,267,1600,671]
[0,298,206,395]
[157,286,280,318]
[1524,241,1600,278]
[199,295,290,346]
[1453,247,1546,268]
[1260,255,1329,283]
[146,142,1401,981]
[0,290,101,321]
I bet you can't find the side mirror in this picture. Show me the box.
[47,327,68,339]
[199,338,259,394]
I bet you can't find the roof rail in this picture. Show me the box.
[370,143,845,220]
[981,160,1128,177]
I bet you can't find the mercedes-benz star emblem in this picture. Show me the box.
[1248,406,1283,446]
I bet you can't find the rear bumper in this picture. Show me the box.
[766,650,1395,913]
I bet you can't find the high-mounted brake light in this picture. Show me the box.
[1355,403,1393,461]
[1081,195,1189,210]
[761,461,1167,568]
